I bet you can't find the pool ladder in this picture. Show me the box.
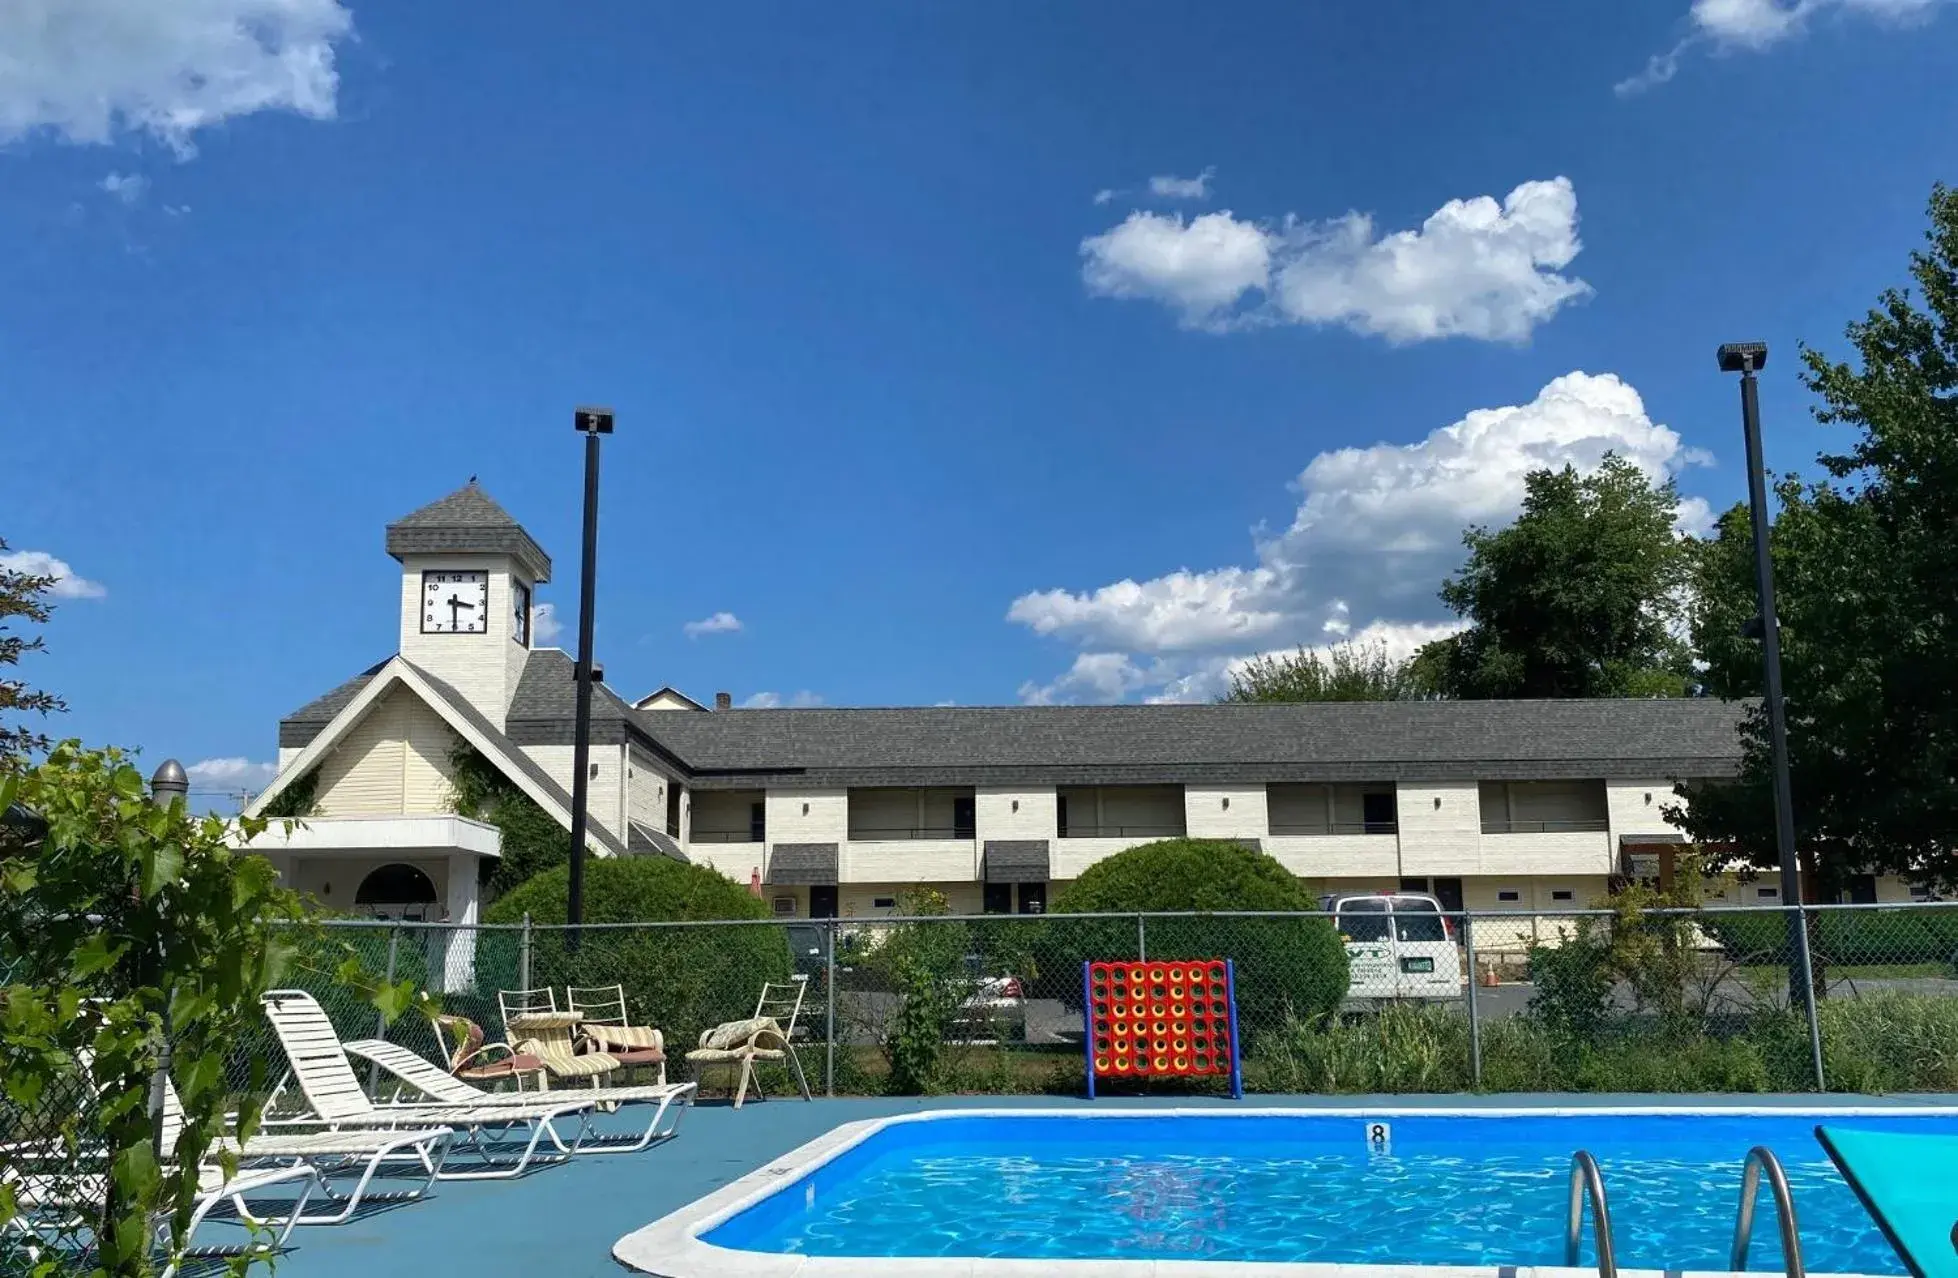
[1563,1146,1806,1278]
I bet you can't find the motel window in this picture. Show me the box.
[872,896,897,911]
[1549,889,1576,903]
[1497,889,1522,903]
[1756,886,1779,900]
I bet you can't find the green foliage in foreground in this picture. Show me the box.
[1246,993,1958,1095]
[0,744,414,1277]
[484,857,792,1049]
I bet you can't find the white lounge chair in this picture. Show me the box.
[342,1037,695,1153]
[2,1147,319,1278]
[159,1071,453,1224]
[260,990,597,1179]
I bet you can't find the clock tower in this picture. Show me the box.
[385,481,553,727]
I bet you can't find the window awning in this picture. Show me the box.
[767,843,838,885]
[983,840,1049,883]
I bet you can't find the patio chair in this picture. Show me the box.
[260,990,598,1179]
[342,1037,695,1154]
[427,1009,543,1091]
[683,1015,812,1110]
[3,1154,321,1278]
[498,986,620,1091]
[159,1071,455,1226]
[566,984,668,1084]
[754,976,810,1042]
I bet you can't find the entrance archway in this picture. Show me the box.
[354,863,439,920]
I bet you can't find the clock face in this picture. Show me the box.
[421,570,489,634]
[513,581,532,647]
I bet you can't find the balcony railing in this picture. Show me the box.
[847,825,976,841]
[692,829,764,844]
[1268,821,1399,836]
[1481,818,1611,835]
[1058,824,1187,839]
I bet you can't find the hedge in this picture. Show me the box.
[483,858,794,1050]
[1699,908,1958,969]
[1030,839,1350,1041]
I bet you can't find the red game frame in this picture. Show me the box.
[1082,959,1242,1099]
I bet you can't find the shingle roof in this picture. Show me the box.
[384,482,551,583]
[506,648,643,747]
[632,697,1750,788]
[278,660,389,747]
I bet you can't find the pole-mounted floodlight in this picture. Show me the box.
[1716,341,1820,1068]
[1716,341,1768,374]
[565,406,613,945]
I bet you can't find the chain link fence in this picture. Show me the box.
[11,901,1958,1271]
[211,901,1958,1104]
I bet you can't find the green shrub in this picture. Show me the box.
[1034,839,1349,1044]
[1700,908,1958,970]
[864,888,970,1093]
[1815,991,1958,1092]
[483,858,793,1050]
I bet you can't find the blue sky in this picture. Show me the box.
[4,0,1955,802]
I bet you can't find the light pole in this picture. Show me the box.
[566,406,614,949]
[147,760,187,1162]
[1716,343,1819,1027]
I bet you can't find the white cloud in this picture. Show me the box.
[99,171,148,205]
[0,0,356,155]
[682,611,743,638]
[741,690,824,709]
[533,601,563,644]
[1017,653,1153,706]
[0,549,107,599]
[1092,188,1117,206]
[186,756,277,790]
[1009,371,1711,701]
[1618,0,1943,94]
[1148,167,1215,201]
[1080,178,1591,343]
[1080,210,1273,327]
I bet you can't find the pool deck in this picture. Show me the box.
[265,1092,1940,1278]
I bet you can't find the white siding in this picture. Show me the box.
[1265,835,1400,879]
[1395,781,1481,876]
[402,696,460,812]
[844,840,976,883]
[518,742,627,848]
[1184,784,1266,841]
[313,690,409,815]
[975,788,1055,842]
[1607,780,1685,840]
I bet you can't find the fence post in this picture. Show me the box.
[1137,913,1147,961]
[824,918,837,1098]
[370,924,401,1092]
[1797,904,1826,1092]
[1461,910,1482,1088]
[519,912,532,994]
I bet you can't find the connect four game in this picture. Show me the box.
[1083,959,1242,1099]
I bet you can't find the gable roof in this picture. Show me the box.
[633,686,708,712]
[385,481,552,583]
[252,656,623,856]
[279,659,389,747]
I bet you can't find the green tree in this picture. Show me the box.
[1222,639,1434,703]
[1412,454,1695,699]
[1678,184,1958,894]
[0,744,411,1277]
[1,537,65,762]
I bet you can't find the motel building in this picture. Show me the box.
[235,482,1922,972]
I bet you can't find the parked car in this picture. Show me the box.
[948,953,1026,1044]
[1319,891,1464,1007]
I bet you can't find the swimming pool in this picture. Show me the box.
[615,1106,1958,1277]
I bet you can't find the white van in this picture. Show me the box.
[1318,891,1465,1006]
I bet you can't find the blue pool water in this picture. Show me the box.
[702,1111,1958,1272]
